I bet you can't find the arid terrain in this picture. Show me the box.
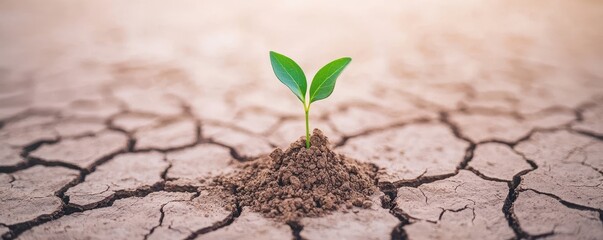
[1,0,602,239]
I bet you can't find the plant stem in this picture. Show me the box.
[304,105,310,148]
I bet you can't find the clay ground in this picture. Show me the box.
[1,0,602,239]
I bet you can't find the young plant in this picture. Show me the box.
[269,51,351,148]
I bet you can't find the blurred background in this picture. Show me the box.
[0,0,602,145]
[1,2,603,239]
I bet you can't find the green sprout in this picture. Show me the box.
[269,51,351,148]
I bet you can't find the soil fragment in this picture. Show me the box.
[214,129,377,221]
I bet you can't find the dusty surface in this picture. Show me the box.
[18,192,196,240]
[1,0,602,239]
[300,194,399,240]
[29,131,128,170]
[0,166,79,226]
[198,208,291,240]
[134,119,198,151]
[397,170,514,240]
[515,130,603,209]
[166,144,235,184]
[514,190,603,239]
[146,190,235,240]
[468,143,532,181]
[338,123,468,183]
[65,151,168,209]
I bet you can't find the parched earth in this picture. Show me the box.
[1,1,603,240]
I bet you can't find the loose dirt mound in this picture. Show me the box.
[214,129,378,221]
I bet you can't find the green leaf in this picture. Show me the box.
[269,51,307,103]
[309,57,351,104]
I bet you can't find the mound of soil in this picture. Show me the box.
[214,129,378,221]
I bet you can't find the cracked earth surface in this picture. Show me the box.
[1,0,602,239]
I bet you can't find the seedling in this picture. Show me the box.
[269,51,351,148]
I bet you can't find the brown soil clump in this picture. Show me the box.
[214,129,378,221]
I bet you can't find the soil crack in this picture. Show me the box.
[287,221,304,240]
[182,202,242,240]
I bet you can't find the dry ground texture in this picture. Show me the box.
[1,0,603,239]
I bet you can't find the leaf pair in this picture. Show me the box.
[269,51,351,106]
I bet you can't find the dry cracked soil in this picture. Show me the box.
[1,1,603,240]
